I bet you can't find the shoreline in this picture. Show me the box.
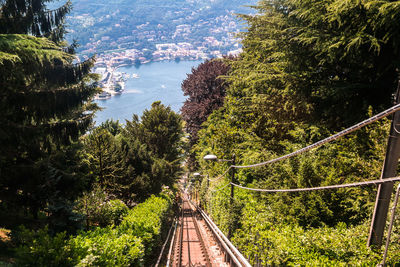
[94,59,203,101]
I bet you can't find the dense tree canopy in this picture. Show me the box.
[192,0,400,264]
[181,58,231,169]
[181,58,231,143]
[0,0,98,230]
[83,103,184,204]
[229,0,400,131]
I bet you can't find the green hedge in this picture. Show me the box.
[15,192,173,266]
[231,198,400,266]
[118,194,173,262]
[69,227,143,266]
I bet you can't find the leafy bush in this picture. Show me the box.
[14,192,174,266]
[104,199,129,225]
[231,200,400,266]
[118,193,173,263]
[14,226,74,267]
[69,227,143,266]
[75,186,128,228]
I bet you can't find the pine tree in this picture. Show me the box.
[0,0,98,230]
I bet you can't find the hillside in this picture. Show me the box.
[66,0,257,61]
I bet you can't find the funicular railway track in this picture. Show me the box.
[175,199,211,267]
[166,193,251,267]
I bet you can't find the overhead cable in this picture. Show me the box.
[208,166,232,182]
[210,182,231,192]
[230,177,400,193]
[231,103,400,169]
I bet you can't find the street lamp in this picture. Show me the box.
[203,154,218,161]
[204,154,235,162]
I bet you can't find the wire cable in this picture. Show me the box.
[208,166,232,182]
[210,182,231,192]
[231,103,400,169]
[230,177,400,193]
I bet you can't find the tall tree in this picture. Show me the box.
[125,101,184,189]
[0,0,98,230]
[229,0,400,131]
[181,58,231,170]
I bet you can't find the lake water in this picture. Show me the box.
[94,60,203,125]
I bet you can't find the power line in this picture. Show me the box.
[230,177,400,193]
[231,103,400,169]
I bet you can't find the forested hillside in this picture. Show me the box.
[0,0,183,265]
[183,0,400,265]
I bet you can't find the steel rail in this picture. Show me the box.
[185,202,192,267]
[165,219,178,267]
[155,218,175,267]
[176,200,211,267]
[178,199,184,267]
[189,202,212,267]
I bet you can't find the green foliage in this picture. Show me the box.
[82,102,183,203]
[14,192,174,266]
[126,101,183,162]
[0,0,98,233]
[84,128,123,187]
[75,186,129,228]
[191,1,400,263]
[105,200,130,225]
[14,226,73,267]
[70,192,173,266]
[118,193,173,262]
[229,0,400,131]
[69,227,144,267]
[232,216,400,266]
[0,0,72,42]
[98,119,123,136]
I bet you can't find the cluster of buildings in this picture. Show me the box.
[78,11,244,66]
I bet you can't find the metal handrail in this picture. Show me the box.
[191,200,252,267]
[165,219,178,267]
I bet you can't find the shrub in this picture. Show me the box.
[75,186,129,228]
[14,226,74,267]
[103,199,129,226]
[231,201,400,266]
[118,193,173,263]
[69,227,144,266]
[14,192,174,266]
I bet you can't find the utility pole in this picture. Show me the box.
[228,154,236,238]
[368,82,400,247]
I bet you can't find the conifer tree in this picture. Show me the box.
[0,0,98,230]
